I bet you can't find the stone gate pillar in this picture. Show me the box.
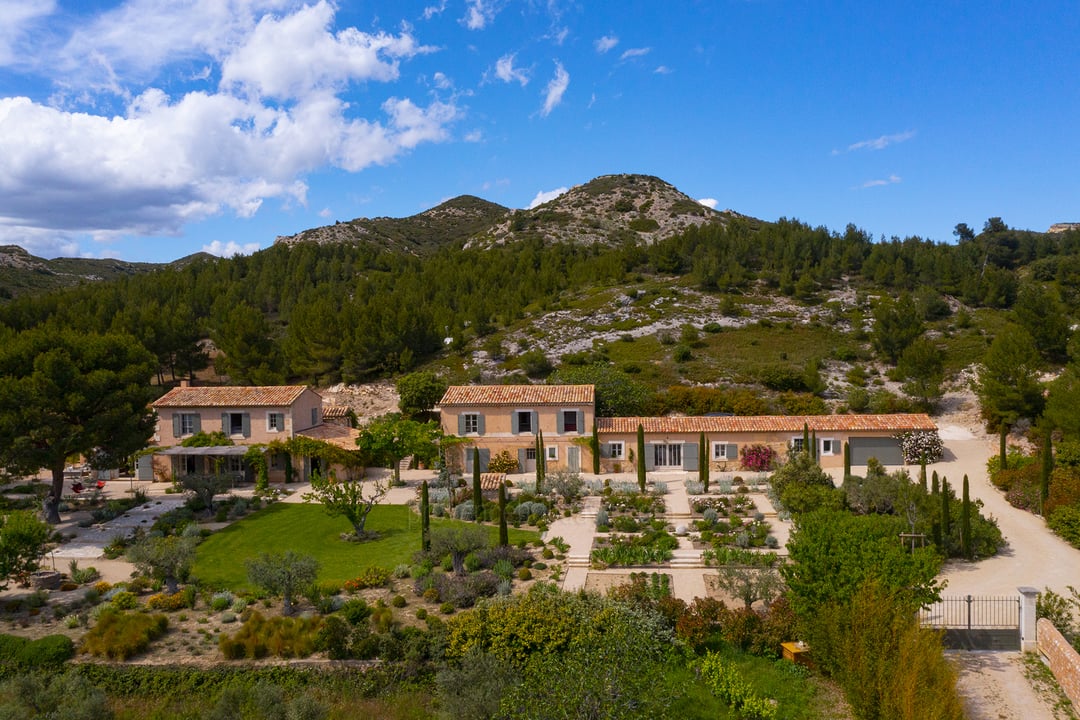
[1019,586,1039,653]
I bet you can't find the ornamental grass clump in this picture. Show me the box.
[80,608,168,660]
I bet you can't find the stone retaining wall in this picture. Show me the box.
[1037,617,1080,710]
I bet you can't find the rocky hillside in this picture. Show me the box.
[0,245,209,300]
[276,174,750,253]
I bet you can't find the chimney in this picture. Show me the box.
[180,380,190,388]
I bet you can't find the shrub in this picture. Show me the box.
[0,633,75,670]
[518,568,533,581]
[487,450,519,474]
[895,431,945,464]
[440,602,455,615]
[110,591,137,610]
[80,608,168,660]
[339,598,371,625]
[146,587,196,611]
[218,611,322,659]
[740,444,778,473]
[1048,506,1080,548]
[453,501,475,521]
[210,591,234,612]
[493,559,515,580]
[699,651,777,720]
[391,595,407,608]
[343,566,392,592]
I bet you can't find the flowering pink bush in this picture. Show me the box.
[740,444,777,472]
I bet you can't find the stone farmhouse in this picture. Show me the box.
[438,384,936,474]
[147,383,357,484]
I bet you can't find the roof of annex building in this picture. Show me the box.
[439,385,595,407]
[597,414,937,434]
[154,385,312,408]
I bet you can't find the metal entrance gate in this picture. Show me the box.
[918,595,1021,650]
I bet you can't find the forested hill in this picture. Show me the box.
[0,245,213,301]
[0,179,1077,424]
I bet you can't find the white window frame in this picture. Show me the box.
[179,413,198,436]
[711,442,729,461]
[463,413,480,434]
[515,410,533,434]
[820,438,836,456]
[561,409,579,434]
[609,441,624,459]
[790,436,805,453]
[654,443,682,467]
[525,447,537,461]
[546,446,558,462]
[267,412,284,432]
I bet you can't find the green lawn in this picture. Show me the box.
[191,502,541,591]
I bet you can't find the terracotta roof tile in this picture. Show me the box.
[154,385,312,408]
[597,414,936,434]
[440,385,594,406]
[296,423,361,450]
[322,406,352,419]
[480,473,507,491]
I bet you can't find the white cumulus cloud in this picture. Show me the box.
[620,47,651,60]
[527,186,568,209]
[463,0,501,30]
[203,239,262,256]
[0,3,458,246]
[540,61,569,117]
[0,0,56,66]
[697,198,718,209]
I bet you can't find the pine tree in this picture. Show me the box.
[637,424,647,493]
[420,480,431,551]
[699,432,709,493]
[472,447,483,523]
[498,482,508,547]
[961,474,971,559]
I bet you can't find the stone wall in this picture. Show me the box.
[1037,618,1080,710]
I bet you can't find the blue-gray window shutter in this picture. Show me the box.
[600,443,611,459]
[477,414,485,435]
[512,413,519,435]
[480,449,490,472]
[645,447,655,471]
[241,413,251,438]
[727,443,738,461]
[193,414,201,433]
[532,411,538,434]
[458,415,466,435]
[173,414,181,436]
[683,441,698,470]
[578,411,584,433]
[465,449,473,473]
[221,412,229,433]
[518,448,526,469]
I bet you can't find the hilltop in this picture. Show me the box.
[275,174,749,253]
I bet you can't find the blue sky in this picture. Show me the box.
[0,1,1077,263]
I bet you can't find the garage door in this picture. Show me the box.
[849,437,903,466]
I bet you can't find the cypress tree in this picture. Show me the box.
[919,457,927,492]
[802,423,810,456]
[931,471,941,547]
[592,421,600,474]
[498,482,508,547]
[420,480,431,551]
[472,447,483,523]
[843,441,851,478]
[1040,428,1053,514]
[941,476,951,543]
[811,429,818,461]
[637,424,647,493]
[961,474,971,559]
[536,431,546,494]
[699,432,709,492]
[932,470,939,496]
[999,424,1008,471]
